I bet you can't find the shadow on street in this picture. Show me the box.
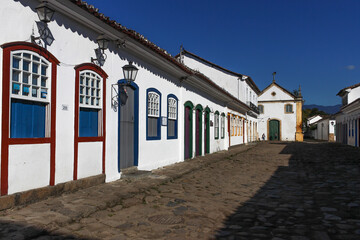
[215,142,360,239]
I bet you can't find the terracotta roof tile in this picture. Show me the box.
[337,82,360,96]
[68,0,251,112]
[177,49,260,94]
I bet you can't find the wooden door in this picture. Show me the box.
[184,106,191,159]
[196,109,202,156]
[269,120,280,141]
[119,86,135,169]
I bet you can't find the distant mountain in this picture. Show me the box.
[303,104,341,114]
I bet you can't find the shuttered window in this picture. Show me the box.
[214,111,219,139]
[258,105,264,114]
[147,88,161,140]
[285,104,293,113]
[221,114,225,139]
[167,95,178,139]
[79,70,102,137]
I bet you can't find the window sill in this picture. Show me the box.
[78,136,104,142]
[146,136,161,141]
[167,136,178,140]
[9,137,51,145]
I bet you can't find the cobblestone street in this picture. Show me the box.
[0,141,359,240]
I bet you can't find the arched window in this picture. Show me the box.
[10,51,51,138]
[2,42,60,193]
[221,113,225,139]
[258,105,264,114]
[167,94,178,139]
[214,111,219,139]
[147,88,161,140]
[78,70,103,137]
[285,104,293,113]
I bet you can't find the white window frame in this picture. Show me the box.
[214,113,219,139]
[10,50,51,103]
[221,115,225,138]
[148,92,160,117]
[168,97,177,120]
[79,70,102,109]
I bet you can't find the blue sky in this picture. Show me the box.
[83,0,360,105]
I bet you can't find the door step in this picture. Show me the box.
[121,167,152,180]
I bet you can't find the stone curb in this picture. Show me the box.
[0,174,105,211]
[1,143,257,228]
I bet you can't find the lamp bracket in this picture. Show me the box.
[111,81,131,112]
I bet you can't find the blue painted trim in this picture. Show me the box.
[167,94,178,140]
[118,79,139,173]
[146,88,161,140]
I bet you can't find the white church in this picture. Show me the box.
[257,75,304,142]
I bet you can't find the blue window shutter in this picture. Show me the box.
[10,99,46,138]
[79,108,98,137]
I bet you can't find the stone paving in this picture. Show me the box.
[0,141,359,239]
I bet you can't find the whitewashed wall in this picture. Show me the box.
[258,84,297,141]
[182,55,258,106]
[8,144,50,194]
[2,0,259,195]
[180,83,228,159]
[348,86,360,104]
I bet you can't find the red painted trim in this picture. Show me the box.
[78,137,104,142]
[49,62,57,186]
[1,42,58,195]
[102,72,106,174]
[74,63,108,78]
[73,63,107,180]
[1,48,11,195]
[74,68,80,180]
[9,138,51,145]
[1,42,60,65]
[227,113,231,147]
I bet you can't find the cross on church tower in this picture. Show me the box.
[272,72,276,82]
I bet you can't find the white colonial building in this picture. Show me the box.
[335,83,360,147]
[310,117,336,142]
[176,49,260,145]
[0,0,260,202]
[307,115,322,126]
[257,79,303,141]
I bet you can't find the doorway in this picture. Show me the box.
[195,105,203,156]
[269,119,280,141]
[184,101,193,159]
[204,107,210,154]
[118,81,139,172]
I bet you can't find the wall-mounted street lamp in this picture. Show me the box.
[122,61,139,84]
[111,61,139,111]
[91,34,109,66]
[36,1,55,23]
[31,1,55,46]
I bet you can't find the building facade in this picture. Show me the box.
[310,117,336,142]
[336,83,360,147]
[0,0,261,197]
[258,80,303,141]
[177,49,260,145]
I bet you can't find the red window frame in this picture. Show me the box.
[1,42,59,195]
[73,63,108,180]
